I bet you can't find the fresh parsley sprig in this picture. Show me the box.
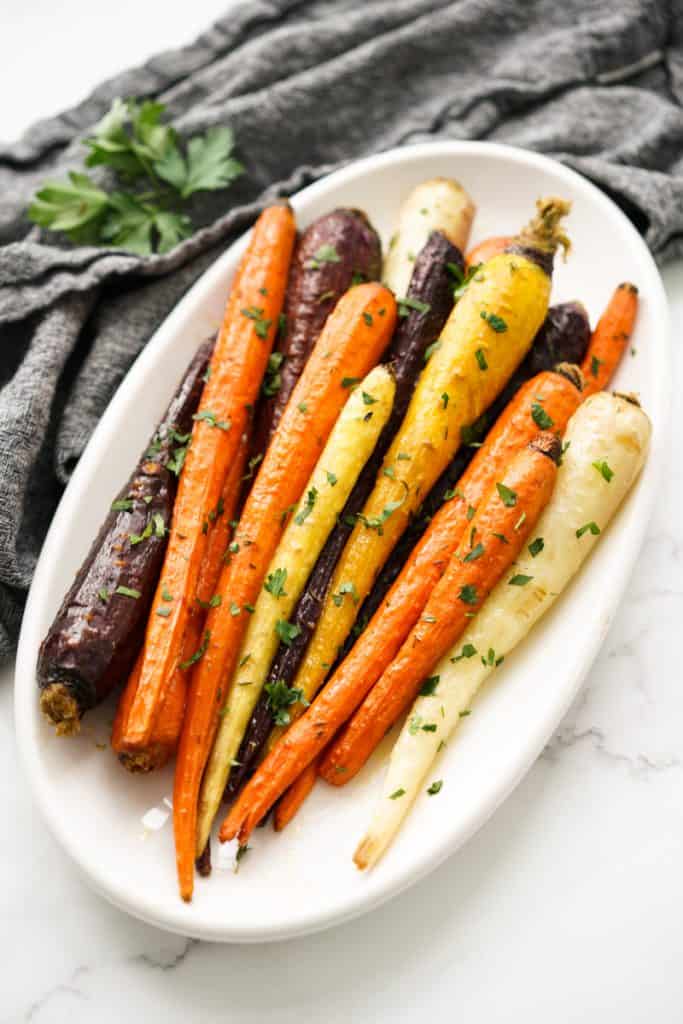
[28,98,244,255]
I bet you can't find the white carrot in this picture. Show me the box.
[383,178,475,297]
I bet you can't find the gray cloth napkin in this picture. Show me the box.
[1,0,682,657]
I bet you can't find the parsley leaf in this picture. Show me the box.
[427,780,443,795]
[509,574,533,586]
[307,243,340,269]
[275,619,301,646]
[480,311,508,332]
[576,521,601,538]
[264,680,308,726]
[420,675,440,696]
[496,482,517,507]
[528,537,544,557]
[531,401,554,430]
[29,98,244,254]
[294,487,318,526]
[592,459,614,483]
[264,568,288,597]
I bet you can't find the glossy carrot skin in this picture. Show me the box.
[122,205,296,750]
[465,236,511,268]
[174,283,397,900]
[320,436,560,783]
[273,757,320,831]
[581,283,638,396]
[112,436,249,771]
[219,369,581,845]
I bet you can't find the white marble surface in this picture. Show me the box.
[2,3,683,1021]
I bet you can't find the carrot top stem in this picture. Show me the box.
[517,197,572,258]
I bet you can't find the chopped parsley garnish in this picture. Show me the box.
[278,313,287,335]
[179,630,211,669]
[397,296,431,318]
[463,542,485,563]
[161,584,173,602]
[341,376,361,389]
[362,312,373,326]
[528,537,544,557]
[421,722,437,732]
[481,648,504,667]
[239,653,251,668]
[397,451,412,461]
[408,715,424,735]
[383,465,396,480]
[390,788,406,800]
[576,521,601,538]
[480,311,508,332]
[475,348,488,371]
[262,352,284,397]
[317,289,336,303]
[307,243,340,268]
[229,601,241,616]
[264,679,308,726]
[156,607,172,618]
[427,780,443,795]
[275,619,301,646]
[297,401,308,414]
[264,567,288,597]
[590,354,603,378]
[241,306,272,339]
[111,498,134,512]
[114,585,140,599]
[97,588,109,603]
[496,482,517,507]
[362,390,377,406]
[458,584,478,605]
[531,401,554,429]
[193,409,231,430]
[509,574,533,586]
[129,520,153,546]
[419,675,440,697]
[492,531,509,544]
[228,540,239,554]
[326,470,338,486]
[423,340,442,363]
[448,261,482,301]
[466,504,476,521]
[592,459,614,482]
[294,487,318,525]
[451,643,477,662]
[332,580,359,606]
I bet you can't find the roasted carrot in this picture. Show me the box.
[219,364,582,845]
[259,200,570,769]
[321,432,561,783]
[581,283,638,396]
[174,283,397,900]
[111,435,249,772]
[273,756,320,831]
[465,235,511,269]
[120,205,296,751]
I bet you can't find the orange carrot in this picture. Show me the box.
[121,205,296,751]
[581,283,638,396]
[466,235,512,268]
[220,367,582,845]
[273,757,320,831]
[175,283,397,900]
[321,434,560,783]
[111,436,249,771]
